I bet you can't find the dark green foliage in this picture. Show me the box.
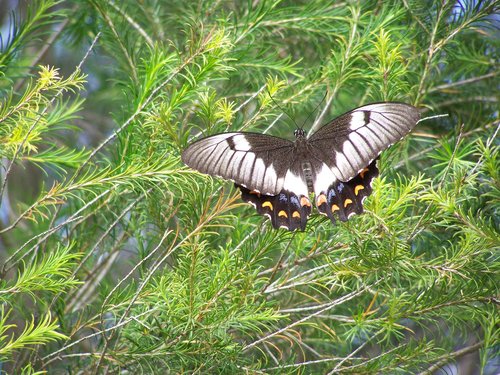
[0,0,498,373]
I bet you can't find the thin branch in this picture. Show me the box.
[393,120,498,170]
[407,122,465,241]
[93,227,174,371]
[1,187,112,274]
[107,0,154,47]
[415,2,445,104]
[417,341,484,375]
[260,232,296,293]
[308,6,360,135]
[460,122,500,185]
[94,4,138,83]
[428,72,499,93]
[62,191,150,312]
[41,308,157,363]
[329,342,406,373]
[263,356,358,371]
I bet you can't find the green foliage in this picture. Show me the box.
[0,65,87,171]
[0,309,67,361]
[1,242,81,298]
[0,0,64,78]
[0,0,498,373]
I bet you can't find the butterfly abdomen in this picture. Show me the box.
[301,161,314,192]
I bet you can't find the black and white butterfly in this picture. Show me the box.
[182,102,420,231]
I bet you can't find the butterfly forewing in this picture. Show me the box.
[308,103,420,182]
[181,132,294,195]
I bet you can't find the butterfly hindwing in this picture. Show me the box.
[316,159,379,223]
[181,132,293,195]
[309,103,419,182]
[238,185,312,231]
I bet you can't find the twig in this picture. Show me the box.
[13,14,72,92]
[260,232,296,293]
[415,2,444,103]
[41,308,157,363]
[1,187,113,274]
[263,356,356,371]
[417,341,484,375]
[93,227,173,372]
[428,72,498,93]
[459,121,500,186]
[329,342,406,373]
[107,0,154,47]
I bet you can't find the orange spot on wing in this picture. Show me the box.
[262,201,273,210]
[331,204,339,212]
[292,211,300,218]
[300,196,311,207]
[360,168,370,179]
[344,199,353,207]
[278,210,288,218]
[354,185,365,195]
[317,194,327,206]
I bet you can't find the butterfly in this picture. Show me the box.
[182,102,420,231]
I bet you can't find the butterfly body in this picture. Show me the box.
[182,102,420,231]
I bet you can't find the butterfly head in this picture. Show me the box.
[294,128,306,139]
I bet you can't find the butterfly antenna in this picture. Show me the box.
[266,89,301,129]
[301,90,328,129]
